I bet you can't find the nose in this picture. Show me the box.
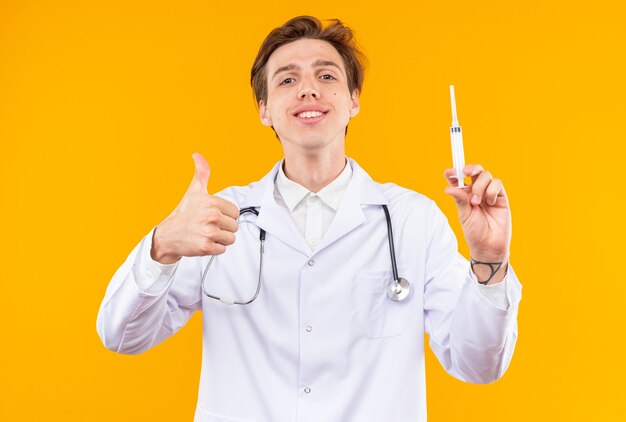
[298,88,319,99]
[298,79,320,99]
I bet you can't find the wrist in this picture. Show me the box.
[151,226,181,265]
[469,248,509,263]
[470,257,508,285]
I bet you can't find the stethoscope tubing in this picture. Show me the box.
[201,207,266,305]
[201,204,410,304]
[381,204,399,283]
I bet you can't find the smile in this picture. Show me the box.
[293,109,329,124]
[297,111,324,118]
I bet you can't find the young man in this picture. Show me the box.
[97,16,521,422]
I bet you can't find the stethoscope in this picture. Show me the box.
[201,205,410,305]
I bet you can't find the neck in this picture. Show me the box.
[282,147,347,193]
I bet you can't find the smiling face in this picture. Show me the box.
[259,38,360,153]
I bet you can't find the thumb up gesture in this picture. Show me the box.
[151,153,240,264]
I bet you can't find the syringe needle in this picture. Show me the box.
[450,85,458,126]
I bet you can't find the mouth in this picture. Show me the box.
[293,110,329,124]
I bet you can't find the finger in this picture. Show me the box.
[464,164,485,184]
[469,171,493,205]
[484,178,506,205]
[191,152,211,191]
[212,229,236,247]
[214,197,240,220]
[218,213,239,233]
[201,241,226,256]
[443,168,462,186]
[444,184,470,205]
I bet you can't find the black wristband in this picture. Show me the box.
[470,258,503,285]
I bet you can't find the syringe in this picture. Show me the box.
[449,85,466,187]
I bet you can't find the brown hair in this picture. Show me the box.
[251,16,367,106]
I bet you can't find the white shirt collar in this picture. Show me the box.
[276,158,353,212]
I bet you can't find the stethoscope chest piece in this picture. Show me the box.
[386,277,410,302]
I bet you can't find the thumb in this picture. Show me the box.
[190,152,210,192]
[444,185,472,214]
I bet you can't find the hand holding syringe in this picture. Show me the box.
[449,85,466,187]
[443,85,513,285]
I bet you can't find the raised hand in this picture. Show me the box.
[444,164,511,284]
[151,153,240,264]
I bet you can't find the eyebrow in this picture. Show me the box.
[271,59,343,80]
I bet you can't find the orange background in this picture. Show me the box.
[1,0,625,420]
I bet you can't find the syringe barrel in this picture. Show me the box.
[450,126,465,187]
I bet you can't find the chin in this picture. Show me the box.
[278,130,332,150]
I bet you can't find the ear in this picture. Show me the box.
[349,90,360,118]
[259,100,273,126]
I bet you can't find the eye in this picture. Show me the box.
[320,74,336,81]
[279,77,295,85]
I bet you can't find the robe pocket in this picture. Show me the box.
[352,269,413,339]
[195,405,255,422]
